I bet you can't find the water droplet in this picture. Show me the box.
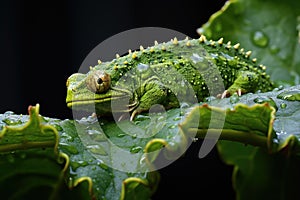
[117,133,126,138]
[134,120,140,125]
[98,161,109,170]
[273,85,285,92]
[87,144,107,156]
[4,111,14,115]
[272,138,279,144]
[180,80,187,87]
[139,155,147,165]
[180,102,190,109]
[71,160,88,171]
[59,143,79,154]
[230,93,240,104]
[277,90,300,101]
[77,114,99,124]
[278,85,284,90]
[210,53,218,59]
[280,103,287,109]
[68,177,74,187]
[253,97,268,104]
[276,130,287,136]
[190,53,203,63]
[137,63,149,72]
[87,129,106,142]
[269,45,280,54]
[149,104,165,114]
[168,124,176,129]
[60,132,74,142]
[221,52,234,61]
[173,116,182,121]
[2,115,22,125]
[131,134,137,139]
[254,97,277,110]
[252,31,268,47]
[205,96,216,102]
[53,124,63,131]
[130,146,143,153]
[135,115,150,121]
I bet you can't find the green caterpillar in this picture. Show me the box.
[66,35,274,120]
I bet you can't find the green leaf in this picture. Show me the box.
[199,0,300,85]
[181,85,300,200]
[54,118,160,200]
[53,107,193,200]
[98,108,190,167]
[0,105,160,200]
[0,105,89,200]
[198,6,300,199]
[181,102,274,148]
[217,141,300,200]
[182,85,300,154]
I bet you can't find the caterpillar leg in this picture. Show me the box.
[220,88,242,99]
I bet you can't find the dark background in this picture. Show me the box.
[0,0,234,199]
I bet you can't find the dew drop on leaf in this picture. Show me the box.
[2,115,22,125]
[87,144,107,156]
[273,138,279,144]
[130,146,143,153]
[252,31,268,47]
[52,124,63,131]
[59,143,79,154]
[278,85,284,90]
[98,162,109,170]
[273,85,285,92]
[230,93,240,104]
[60,132,74,142]
[168,124,176,129]
[280,103,287,109]
[275,130,288,141]
[205,96,217,102]
[276,130,287,136]
[4,111,14,115]
[173,116,182,121]
[71,160,88,171]
[269,45,280,54]
[180,102,190,109]
[253,96,277,110]
[87,129,106,142]
[117,133,126,138]
[277,90,300,101]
